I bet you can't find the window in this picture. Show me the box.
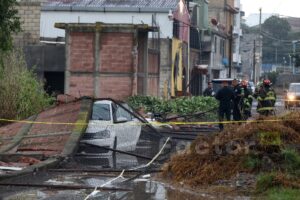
[220,39,225,57]
[115,104,133,121]
[173,19,180,39]
[91,103,111,121]
[289,85,300,93]
[214,36,217,53]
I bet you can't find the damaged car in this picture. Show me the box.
[79,99,141,155]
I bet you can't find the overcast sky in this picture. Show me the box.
[241,0,300,18]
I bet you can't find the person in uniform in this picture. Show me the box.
[215,81,235,131]
[255,79,276,116]
[203,82,215,97]
[232,79,242,121]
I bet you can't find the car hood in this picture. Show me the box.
[287,92,300,96]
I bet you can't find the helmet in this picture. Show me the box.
[263,79,271,86]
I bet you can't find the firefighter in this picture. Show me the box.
[240,80,253,119]
[256,79,276,116]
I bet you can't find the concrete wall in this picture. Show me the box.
[23,44,65,72]
[14,0,45,46]
[158,39,172,97]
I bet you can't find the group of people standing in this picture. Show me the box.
[204,79,276,130]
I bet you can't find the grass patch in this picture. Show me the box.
[281,148,300,176]
[244,154,262,171]
[266,187,300,200]
[256,173,276,193]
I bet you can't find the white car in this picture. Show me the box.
[80,100,141,154]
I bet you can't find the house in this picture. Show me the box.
[41,0,208,97]
[55,22,159,100]
[203,0,241,79]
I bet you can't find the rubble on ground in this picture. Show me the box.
[162,112,300,191]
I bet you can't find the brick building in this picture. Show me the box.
[55,22,159,100]
[14,0,45,46]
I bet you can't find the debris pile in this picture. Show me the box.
[162,112,300,190]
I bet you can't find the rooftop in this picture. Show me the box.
[43,0,179,12]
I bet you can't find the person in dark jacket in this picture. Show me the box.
[203,82,215,97]
[232,79,242,121]
[215,81,235,131]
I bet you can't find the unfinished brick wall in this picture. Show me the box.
[61,23,159,100]
[99,32,134,99]
[14,0,45,46]
[70,32,95,72]
[68,32,95,97]
[100,33,133,73]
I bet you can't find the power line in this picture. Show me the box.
[260,30,295,43]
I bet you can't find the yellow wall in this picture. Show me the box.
[171,38,183,96]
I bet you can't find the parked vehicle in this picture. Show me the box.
[80,100,141,155]
[248,81,255,93]
[284,83,300,109]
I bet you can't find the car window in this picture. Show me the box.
[91,103,111,121]
[115,104,133,121]
[289,85,300,93]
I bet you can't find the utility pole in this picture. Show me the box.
[259,8,262,34]
[228,25,233,78]
[253,40,256,83]
[258,8,262,79]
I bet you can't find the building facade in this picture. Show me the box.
[56,23,159,100]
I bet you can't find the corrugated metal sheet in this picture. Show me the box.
[44,0,178,10]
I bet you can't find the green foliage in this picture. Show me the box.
[258,131,281,146]
[0,50,54,121]
[244,154,262,171]
[127,95,218,116]
[281,148,300,176]
[256,173,276,193]
[266,187,300,200]
[0,0,21,52]
[262,16,291,40]
[261,16,291,65]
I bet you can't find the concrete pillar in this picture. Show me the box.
[94,24,101,97]
[64,29,70,94]
[132,30,138,96]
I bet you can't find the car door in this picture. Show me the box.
[112,103,141,152]
[83,101,115,150]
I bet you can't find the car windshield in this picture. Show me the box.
[289,85,300,93]
[91,103,111,121]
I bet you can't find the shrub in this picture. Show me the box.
[127,95,218,117]
[0,50,53,122]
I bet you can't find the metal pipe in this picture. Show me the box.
[0,182,131,191]
[49,169,162,173]
[80,142,153,160]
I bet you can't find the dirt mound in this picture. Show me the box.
[162,112,300,188]
[281,111,300,133]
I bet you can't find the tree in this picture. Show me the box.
[261,16,291,65]
[0,0,21,52]
[262,16,291,39]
